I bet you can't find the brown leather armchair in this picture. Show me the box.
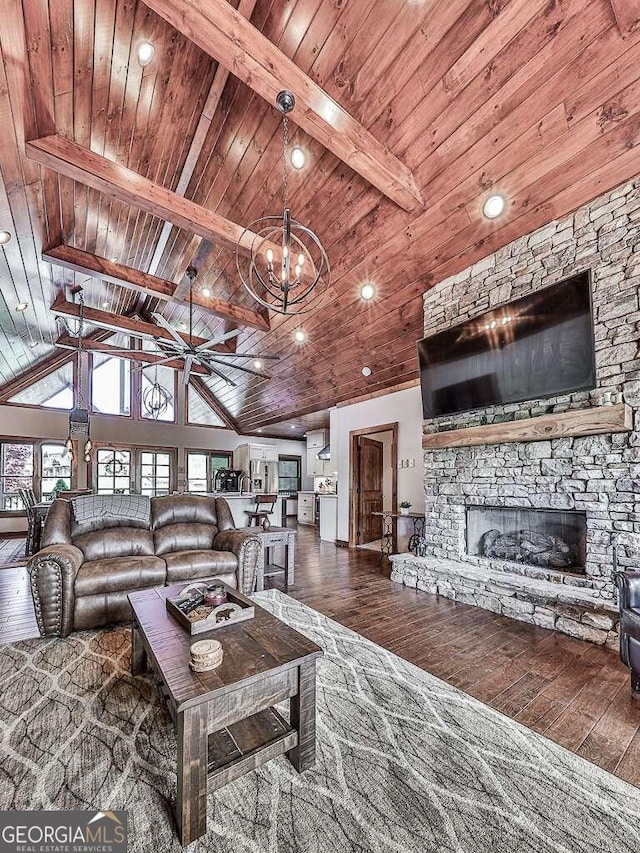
[28,493,261,638]
[614,570,640,694]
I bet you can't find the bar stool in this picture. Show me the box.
[245,494,277,530]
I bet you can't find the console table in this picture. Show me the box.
[235,526,296,592]
[371,511,426,558]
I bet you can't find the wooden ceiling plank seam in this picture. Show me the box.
[44,243,270,329]
[143,0,424,212]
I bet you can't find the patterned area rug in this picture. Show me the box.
[1,590,639,852]
[0,538,26,568]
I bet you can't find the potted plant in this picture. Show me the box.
[399,501,412,516]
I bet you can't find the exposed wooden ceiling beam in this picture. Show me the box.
[147,0,259,277]
[44,244,269,331]
[0,328,111,403]
[25,135,272,259]
[143,0,424,213]
[54,335,212,376]
[190,377,240,432]
[609,0,640,36]
[49,295,232,352]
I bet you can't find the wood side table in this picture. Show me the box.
[129,583,322,847]
[235,525,296,592]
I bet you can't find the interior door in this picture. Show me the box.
[358,437,384,543]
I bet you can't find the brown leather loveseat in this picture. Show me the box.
[27,493,261,638]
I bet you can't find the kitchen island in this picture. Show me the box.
[207,493,282,528]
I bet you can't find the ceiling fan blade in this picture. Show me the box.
[199,361,238,388]
[183,355,194,386]
[194,328,241,352]
[151,312,187,347]
[202,351,280,360]
[203,356,271,380]
[131,356,178,372]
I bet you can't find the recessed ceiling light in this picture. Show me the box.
[290,424,296,430]
[137,41,155,67]
[179,322,187,330]
[16,302,28,312]
[202,287,211,297]
[360,282,375,300]
[294,328,306,343]
[101,301,110,309]
[362,366,372,377]
[290,147,305,170]
[253,359,263,369]
[482,193,506,219]
[29,340,39,349]
[257,428,262,433]
[0,231,11,245]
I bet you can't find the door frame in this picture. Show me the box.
[348,422,398,548]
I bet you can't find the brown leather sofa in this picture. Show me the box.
[615,570,640,694]
[27,493,261,638]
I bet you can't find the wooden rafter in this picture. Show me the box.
[49,295,233,352]
[190,376,240,432]
[147,0,260,277]
[44,244,269,331]
[143,0,424,213]
[55,335,211,376]
[609,0,640,36]
[25,135,274,265]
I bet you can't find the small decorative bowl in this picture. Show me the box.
[205,584,227,606]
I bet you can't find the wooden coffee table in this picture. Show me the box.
[128,583,322,847]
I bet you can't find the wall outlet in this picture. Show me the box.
[408,458,415,468]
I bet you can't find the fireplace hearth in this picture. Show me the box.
[466,506,587,574]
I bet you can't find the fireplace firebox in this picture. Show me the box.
[466,505,587,574]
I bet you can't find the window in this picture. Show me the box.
[40,443,71,502]
[140,366,176,422]
[91,353,131,416]
[8,363,74,410]
[0,443,34,510]
[96,449,131,494]
[186,450,233,492]
[186,386,226,427]
[139,451,172,496]
[278,455,301,493]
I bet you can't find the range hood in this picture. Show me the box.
[317,443,331,461]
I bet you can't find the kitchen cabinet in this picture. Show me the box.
[306,430,326,450]
[306,429,331,476]
[319,494,338,542]
[235,443,279,468]
[297,491,315,525]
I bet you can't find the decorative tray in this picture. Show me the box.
[165,580,254,635]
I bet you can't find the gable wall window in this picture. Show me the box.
[91,353,131,416]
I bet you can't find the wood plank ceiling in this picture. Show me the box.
[1,0,640,432]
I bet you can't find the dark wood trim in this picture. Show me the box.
[143,0,424,213]
[45,244,269,331]
[348,422,398,549]
[56,336,210,378]
[422,404,632,449]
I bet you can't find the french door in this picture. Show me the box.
[94,446,176,495]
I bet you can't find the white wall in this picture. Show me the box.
[0,392,306,534]
[330,384,424,549]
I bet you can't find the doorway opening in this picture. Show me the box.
[349,422,398,549]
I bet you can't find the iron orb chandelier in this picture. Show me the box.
[235,90,331,316]
[141,379,172,419]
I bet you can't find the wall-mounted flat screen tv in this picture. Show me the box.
[418,272,596,420]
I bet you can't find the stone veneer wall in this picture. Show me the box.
[391,178,640,645]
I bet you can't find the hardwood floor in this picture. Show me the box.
[1,521,639,787]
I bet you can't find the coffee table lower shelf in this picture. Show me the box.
[208,707,297,785]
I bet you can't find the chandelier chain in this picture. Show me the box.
[76,291,85,407]
[282,113,289,211]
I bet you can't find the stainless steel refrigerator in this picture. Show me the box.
[249,459,279,494]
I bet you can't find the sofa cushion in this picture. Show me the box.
[164,549,237,584]
[151,494,218,529]
[73,527,155,562]
[154,523,217,556]
[75,555,166,596]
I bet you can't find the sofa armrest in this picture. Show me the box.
[614,570,640,611]
[27,544,84,638]
[213,530,261,594]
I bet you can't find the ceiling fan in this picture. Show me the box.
[60,267,279,388]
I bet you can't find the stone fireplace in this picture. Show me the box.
[465,506,587,574]
[389,178,640,647]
